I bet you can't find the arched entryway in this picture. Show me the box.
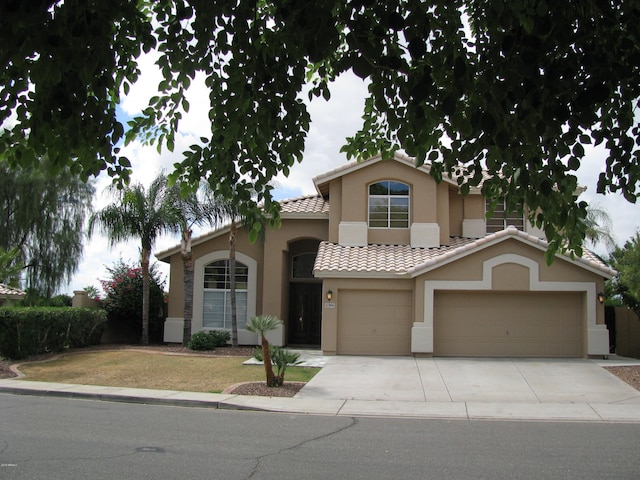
[287,239,322,347]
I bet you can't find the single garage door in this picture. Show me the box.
[434,291,583,357]
[338,290,412,355]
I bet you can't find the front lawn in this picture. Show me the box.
[16,350,319,393]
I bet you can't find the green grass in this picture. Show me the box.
[17,351,319,393]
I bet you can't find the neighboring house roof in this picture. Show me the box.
[313,226,616,279]
[0,283,26,300]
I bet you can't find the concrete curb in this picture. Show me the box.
[2,379,640,423]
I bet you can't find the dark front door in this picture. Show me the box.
[288,282,322,346]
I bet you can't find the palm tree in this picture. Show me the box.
[200,188,254,348]
[225,201,268,347]
[584,203,616,252]
[246,315,282,387]
[169,182,228,346]
[89,173,179,346]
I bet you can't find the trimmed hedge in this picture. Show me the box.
[188,330,231,351]
[0,307,107,360]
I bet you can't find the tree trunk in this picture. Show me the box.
[141,247,150,346]
[229,220,238,347]
[181,229,193,347]
[261,336,276,387]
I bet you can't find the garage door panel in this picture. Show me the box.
[435,291,583,357]
[338,290,412,355]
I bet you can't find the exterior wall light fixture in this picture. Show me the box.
[326,290,333,301]
[598,292,605,304]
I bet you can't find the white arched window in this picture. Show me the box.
[368,180,410,228]
[202,259,248,329]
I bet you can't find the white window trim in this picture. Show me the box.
[193,251,257,339]
[368,180,410,229]
[203,260,248,329]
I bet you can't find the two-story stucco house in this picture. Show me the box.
[157,153,615,357]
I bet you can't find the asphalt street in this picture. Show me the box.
[1,393,639,480]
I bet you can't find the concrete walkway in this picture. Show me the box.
[1,355,640,423]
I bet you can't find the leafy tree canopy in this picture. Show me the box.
[0,157,94,295]
[1,1,638,259]
[609,232,640,317]
[0,248,23,287]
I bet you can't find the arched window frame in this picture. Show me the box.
[193,251,257,334]
[201,259,249,329]
[291,252,317,279]
[368,180,410,229]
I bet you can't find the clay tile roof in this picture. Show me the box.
[314,237,477,277]
[279,195,329,215]
[0,283,26,299]
[314,227,615,278]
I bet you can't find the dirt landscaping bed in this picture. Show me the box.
[604,366,640,392]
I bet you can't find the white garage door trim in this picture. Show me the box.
[410,254,609,356]
[434,291,583,357]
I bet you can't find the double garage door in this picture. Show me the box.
[434,291,584,357]
[336,289,584,357]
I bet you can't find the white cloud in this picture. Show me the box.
[119,51,163,116]
[63,64,640,295]
[577,144,640,256]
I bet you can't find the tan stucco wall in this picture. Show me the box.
[167,257,185,318]
[328,178,341,243]
[165,217,327,326]
[436,182,450,244]
[491,263,531,290]
[414,239,607,326]
[165,231,265,318]
[449,189,463,237]
[419,240,601,284]
[72,290,99,308]
[320,277,414,354]
[262,218,328,337]
[464,194,484,219]
[336,160,441,245]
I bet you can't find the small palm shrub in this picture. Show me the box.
[188,330,231,350]
[253,345,303,386]
[246,315,282,387]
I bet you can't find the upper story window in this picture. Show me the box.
[486,199,525,233]
[203,259,248,329]
[368,181,410,228]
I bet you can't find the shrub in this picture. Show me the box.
[0,307,107,359]
[188,330,231,350]
[253,345,303,386]
[19,290,73,307]
[100,260,166,343]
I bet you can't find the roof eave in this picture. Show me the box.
[280,212,329,220]
[155,225,232,262]
[312,152,460,195]
[407,228,616,279]
[313,270,405,279]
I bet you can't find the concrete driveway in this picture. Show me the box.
[296,356,640,405]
